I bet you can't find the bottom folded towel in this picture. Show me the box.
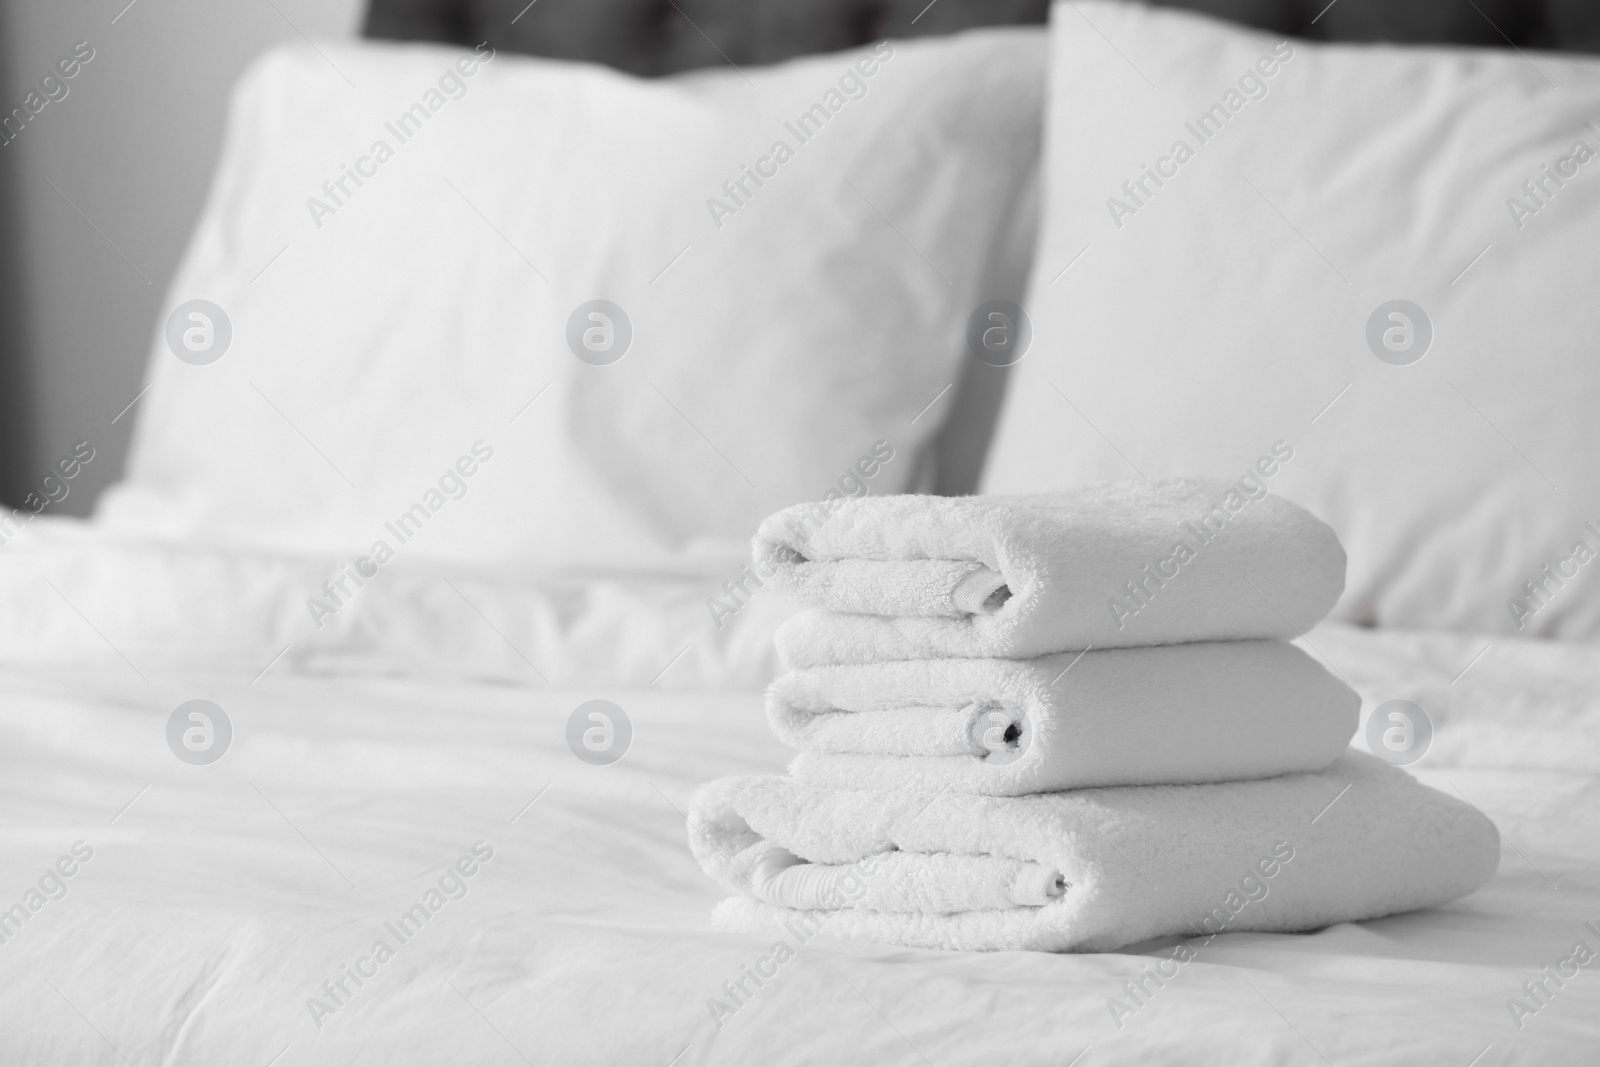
[688,751,1499,953]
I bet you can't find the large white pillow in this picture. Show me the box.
[102,31,1044,576]
[984,1,1600,640]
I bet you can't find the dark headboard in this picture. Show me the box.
[1153,0,1597,49]
[364,0,1600,68]
[364,1,1049,75]
[361,0,1598,495]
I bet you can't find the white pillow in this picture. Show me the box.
[984,1,1600,640]
[103,31,1044,576]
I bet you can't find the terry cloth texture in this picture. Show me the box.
[769,640,1358,794]
[757,479,1346,662]
[688,751,1499,953]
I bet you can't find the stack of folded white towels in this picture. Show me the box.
[688,481,1500,952]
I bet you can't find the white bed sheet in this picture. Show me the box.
[0,518,787,689]
[0,582,1596,1063]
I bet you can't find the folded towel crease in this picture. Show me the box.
[747,843,1066,913]
[688,752,1499,952]
[768,641,1360,794]
[758,479,1347,662]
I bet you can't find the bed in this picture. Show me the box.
[2,0,1598,1063]
[0,621,1596,1063]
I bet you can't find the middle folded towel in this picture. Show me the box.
[769,640,1359,794]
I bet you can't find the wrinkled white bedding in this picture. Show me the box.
[0,519,787,688]
[0,533,1596,1064]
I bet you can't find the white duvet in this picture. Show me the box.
[1,531,1597,1064]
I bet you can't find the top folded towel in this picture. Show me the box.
[755,479,1346,660]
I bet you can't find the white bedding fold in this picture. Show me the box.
[755,479,1346,660]
[769,640,1358,793]
[687,751,1499,953]
[0,519,784,688]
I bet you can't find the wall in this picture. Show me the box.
[0,0,363,514]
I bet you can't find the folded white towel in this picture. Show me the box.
[769,640,1357,794]
[755,479,1346,662]
[687,751,1498,953]
[745,841,1068,913]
